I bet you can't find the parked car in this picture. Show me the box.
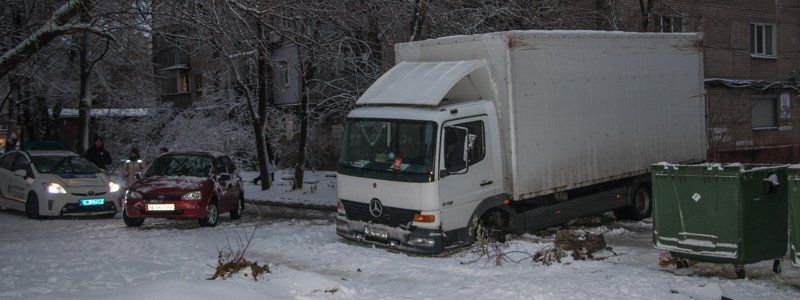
[0,149,121,218]
[122,151,244,227]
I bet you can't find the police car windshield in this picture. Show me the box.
[31,155,100,174]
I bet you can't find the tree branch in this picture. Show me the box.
[0,0,100,78]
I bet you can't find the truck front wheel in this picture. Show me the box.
[479,210,508,243]
[614,184,652,221]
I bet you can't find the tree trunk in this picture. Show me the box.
[638,0,655,32]
[293,64,314,190]
[5,77,19,151]
[77,30,91,154]
[253,22,273,191]
[409,0,427,42]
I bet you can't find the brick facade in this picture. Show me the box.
[598,0,800,163]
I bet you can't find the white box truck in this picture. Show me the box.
[335,30,707,254]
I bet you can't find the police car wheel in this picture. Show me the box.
[25,193,42,219]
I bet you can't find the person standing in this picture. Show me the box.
[123,147,144,187]
[84,136,113,171]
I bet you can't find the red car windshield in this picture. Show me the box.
[144,155,212,178]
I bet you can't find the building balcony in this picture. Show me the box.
[153,48,190,71]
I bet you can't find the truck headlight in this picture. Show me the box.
[181,191,202,200]
[108,182,121,193]
[45,183,67,194]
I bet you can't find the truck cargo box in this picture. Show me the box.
[387,31,707,200]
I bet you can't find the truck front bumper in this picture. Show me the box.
[335,214,445,254]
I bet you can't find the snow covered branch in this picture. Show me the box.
[0,0,111,78]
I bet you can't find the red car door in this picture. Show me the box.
[222,156,242,206]
[212,158,233,211]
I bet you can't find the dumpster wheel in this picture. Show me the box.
[773,259,782,274]
[734,264,746,279]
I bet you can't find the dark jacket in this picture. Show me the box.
[84,146,113,170]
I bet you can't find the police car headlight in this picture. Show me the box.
[45,183,67,194]
[108,182,121,193]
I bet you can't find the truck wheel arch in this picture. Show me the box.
[464,194,518,242]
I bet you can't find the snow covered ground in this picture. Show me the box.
[1,205,799,299]
[241,170,337,208]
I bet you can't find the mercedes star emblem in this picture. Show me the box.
[369,198,383,218]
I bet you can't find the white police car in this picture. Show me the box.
[0,150,121,218]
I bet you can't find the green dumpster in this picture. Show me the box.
[789,166,800,267]
[651,163,788,278]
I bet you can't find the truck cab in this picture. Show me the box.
[336,100,504,253]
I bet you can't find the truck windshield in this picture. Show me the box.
[339,119,437,182]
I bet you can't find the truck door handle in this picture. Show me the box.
[480,180,493,187]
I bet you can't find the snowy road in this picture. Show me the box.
[1,206,799,299]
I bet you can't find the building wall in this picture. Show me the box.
[601,0,800,163]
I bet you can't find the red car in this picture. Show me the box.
[122,151,244,227]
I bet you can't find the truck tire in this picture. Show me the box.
[479,209,508,243]
[614,184,652,221]
[25,193,42,219]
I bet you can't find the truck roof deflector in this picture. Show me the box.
[356,59,490,106]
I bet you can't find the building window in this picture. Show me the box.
[654,15,682,33]
[750,23,776,58]
[276,60,289,89]
[752,96,778,129]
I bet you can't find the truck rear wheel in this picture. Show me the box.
[614,184,652,221]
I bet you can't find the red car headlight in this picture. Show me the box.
[181,191,202,200]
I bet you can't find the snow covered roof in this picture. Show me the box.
[356,59,490,106]
[57,108,152,118]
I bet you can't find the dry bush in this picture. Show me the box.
[210,252,271,281]
[554,229,609,260]
[532,246,566,266]
[462,227,613,266]
[209,226,271,281]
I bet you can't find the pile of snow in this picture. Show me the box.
[242,170,336,208]
[0,211,798,299]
